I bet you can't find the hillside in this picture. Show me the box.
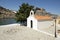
[0,6,58,19]
[35,8,58,17]
[0,6,16,19]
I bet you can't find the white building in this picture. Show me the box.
[27,10,54,30]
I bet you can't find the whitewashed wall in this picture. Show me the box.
[37,20,54,30]
[27,16,37,30]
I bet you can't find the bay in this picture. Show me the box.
[0,18,17,25]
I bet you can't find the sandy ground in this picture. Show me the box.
[0,24,55,40]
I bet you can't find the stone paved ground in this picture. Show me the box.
[38,25,60,38]
[0,25,55,40]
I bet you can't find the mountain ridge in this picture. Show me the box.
[35,8,58,18]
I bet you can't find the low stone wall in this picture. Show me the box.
[0,23,20,27]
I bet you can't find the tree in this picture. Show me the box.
[15,3,34,23]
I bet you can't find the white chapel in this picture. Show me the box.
[27,9,54,30]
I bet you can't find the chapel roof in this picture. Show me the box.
[34,15,52,20]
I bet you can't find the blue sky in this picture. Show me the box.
[0,0,60,15]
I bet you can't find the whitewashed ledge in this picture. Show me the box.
[0,23,20,27]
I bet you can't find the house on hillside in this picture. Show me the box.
[27,9,54,30]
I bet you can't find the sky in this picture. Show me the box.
[0,0,60,15]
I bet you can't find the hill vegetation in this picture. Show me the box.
[0,6,16,19]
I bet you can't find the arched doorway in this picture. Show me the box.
[31,20,33,28]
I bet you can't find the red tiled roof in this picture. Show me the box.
[34,15,52,20]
